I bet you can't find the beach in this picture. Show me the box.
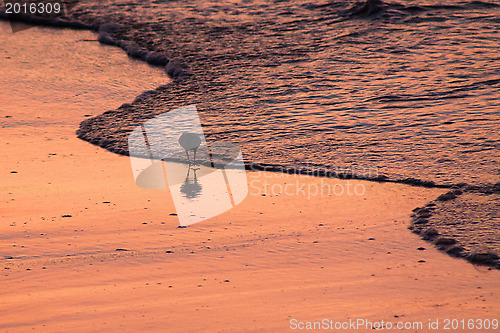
[1,126,499,331]
[1,1,499,331]
[2,117,498,331]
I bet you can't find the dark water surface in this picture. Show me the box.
[10,0,500,185]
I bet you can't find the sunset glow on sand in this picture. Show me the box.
[1,0,499,331]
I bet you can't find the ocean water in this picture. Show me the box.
[12,0,500,185]
[0,0,498,267]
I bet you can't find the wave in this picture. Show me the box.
[345,0,387,18]
[1,0,498,188]
[367,78,500,103]
[410,182,500,269]
[0,11,92,31]
[0,12,177,72]
[323,0,500,21]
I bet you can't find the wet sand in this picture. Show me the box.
[2,141,500,331]
[1,21,499,333]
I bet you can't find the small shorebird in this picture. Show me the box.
[178,132,201,164]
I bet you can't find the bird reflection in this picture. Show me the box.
[180,164,203,199]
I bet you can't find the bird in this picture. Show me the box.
[178,132,201,164]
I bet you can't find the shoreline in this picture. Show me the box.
[0,20,499,331]
[2,151,499,331]
[2,10,498,189]
[1,13,498,270]
[410,184,500,269]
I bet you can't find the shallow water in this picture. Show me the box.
[7,0,500,185]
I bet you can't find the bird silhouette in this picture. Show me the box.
[178,132,201,164]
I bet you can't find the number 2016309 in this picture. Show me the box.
[5,2,61,14]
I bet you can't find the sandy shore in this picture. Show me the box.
[1,23,499,333]
[2,124,499,331]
